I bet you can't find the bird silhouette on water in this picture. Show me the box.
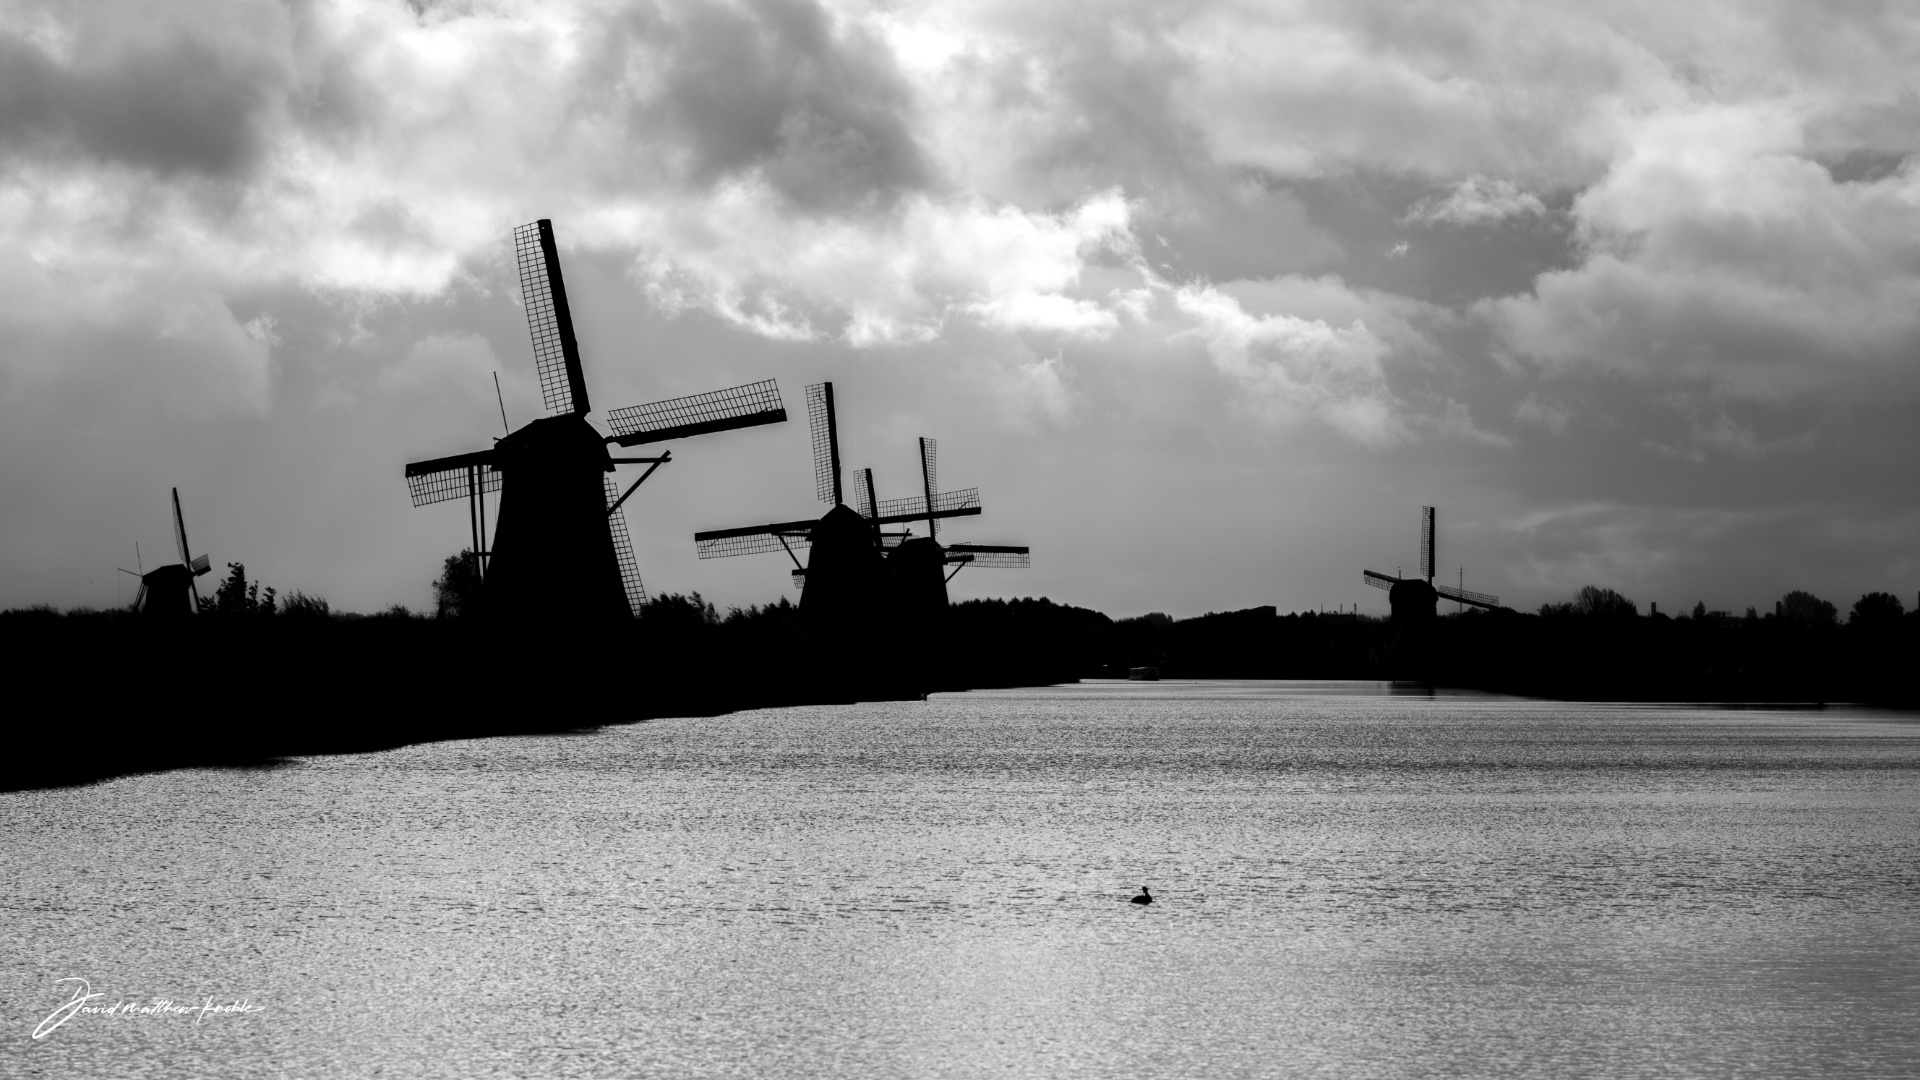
[1130,886,1153,905]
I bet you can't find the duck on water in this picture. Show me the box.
[1130,886,1153,905]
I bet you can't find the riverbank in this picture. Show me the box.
[0,600,1096,792]
[5,597,1914,791]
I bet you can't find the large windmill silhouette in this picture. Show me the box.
[692,382,992,623]
[1362,506,1504,621]
[404,219,788,621]
[123,488,212,617]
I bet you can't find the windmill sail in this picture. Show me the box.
[919,437,939,538]
[605,473,648,611]
[171,488,192,568]
[944,543,1029,568]
[1419,505,1435,581]
[850,469,875,520]
[171,487,210,611]
[870,488,980,522]
[1435,582,1501,609]
[605,379,787,446]
[805,382,842,505]
[694,518,818,559]
[1363,569,1398,590]
[513,219,590,417]
[404,450,503,507]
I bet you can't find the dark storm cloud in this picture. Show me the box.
[0,29,280,179]
[605,0,931,212]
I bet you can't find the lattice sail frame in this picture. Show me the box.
[805,383,839,504]
[605,473,648,612]
[406,462,502,507]
[944,544,1029,569]
[869,488,979,521]
[1363,569,1397,591]
[696,527,813,560]
[171,488,191,567]
[1419,505,1435,581]
[918,438,939,538]
[1436,582,1501,608]
[849,470,873,519]
[606,379,785,445]
[513,220,583,417]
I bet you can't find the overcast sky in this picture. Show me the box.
[2,0,1916,619]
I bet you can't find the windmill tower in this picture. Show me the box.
[403,219,788,621]
[691,383,993,623]
[1361,506,1504,621]
[128,488,212,617]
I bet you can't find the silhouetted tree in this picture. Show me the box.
[1692,601,1707,619]
[1541,585,1637,618]
[432,551,483,618]
[1849,592,1905,628]
[1776,590,1838,626]
[202,562,276,616]
[639,592,719,631]
[280,590,331,619]
[721,597,798,629]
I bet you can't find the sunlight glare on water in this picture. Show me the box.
[4,681,1917,1078]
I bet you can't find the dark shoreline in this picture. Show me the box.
[4,599,1914,793]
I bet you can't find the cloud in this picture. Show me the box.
[1402,176,1547,228]
[611,0,931,212]
[1482,104,1920,401]
[0,3,295,179]
[0,241,271,416]
[378,332,500,400]
[1172,282,1401,444]
[632,185,1141,344]
[1425,398,1510,447]
[1513,393,1570,435]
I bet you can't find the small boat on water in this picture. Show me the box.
[1129,666,1160,681]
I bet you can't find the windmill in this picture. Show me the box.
[1361,506,1504,621]
[403,219,788,621]
[691,382,992,623]
[850,437,1030,620]
[124,487,212,617]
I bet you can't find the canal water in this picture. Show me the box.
[5,681,1917,1077]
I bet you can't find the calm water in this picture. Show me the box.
[5,681,1918,1078]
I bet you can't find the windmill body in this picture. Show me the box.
[134,487,212,617]
[404,219,787,622]
[886,537,949,622]
[136,563,200,617]
[1383,577,1439,622]
[483,414,629,622]
[797,503,888,625]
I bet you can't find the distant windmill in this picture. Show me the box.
[124,488,212,617]
[691,383,990,621]
[1362,506,1504,620]
[403,219,789,620]
[850,437,1031,618]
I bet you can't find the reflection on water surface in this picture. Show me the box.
[5,682,1917,1078]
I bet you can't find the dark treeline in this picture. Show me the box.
[1028,588,1919,705]
[5,580,1914,792]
